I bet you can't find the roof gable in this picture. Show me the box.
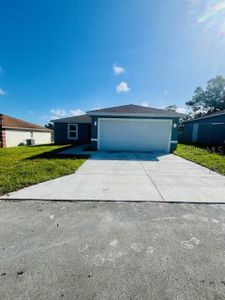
[0,114,52,131]
[87,104,185,117]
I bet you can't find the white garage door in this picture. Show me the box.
[98,118,172,152]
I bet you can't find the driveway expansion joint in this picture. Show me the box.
[134,153,165,202]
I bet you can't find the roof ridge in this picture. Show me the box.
[87,104,186,117]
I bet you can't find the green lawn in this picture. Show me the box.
[0,145,88,196]
[174,144,225,176]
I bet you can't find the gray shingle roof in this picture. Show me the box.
[87,104,185,117]
[51,114,91,124]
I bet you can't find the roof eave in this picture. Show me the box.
[2,126,52,132]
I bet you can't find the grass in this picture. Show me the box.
[174,144,225,176]
[0,144,88,196]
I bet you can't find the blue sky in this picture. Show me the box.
[1,0,225,125]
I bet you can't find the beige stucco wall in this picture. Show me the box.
[5,129,52,147]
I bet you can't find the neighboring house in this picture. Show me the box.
[179,110,225,146]
[51,114,91,145]
[0,114,52,147]
[87,104,185,152]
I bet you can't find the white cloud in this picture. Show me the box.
[177,107,187,114]
[69,109,84,116]
[49,108,85,120]
[0,88,6,96]
[90,106,102,111]
[141,101,150,107]
[113,64,125,75]
[50,109,67,119]
[116,81,130,93]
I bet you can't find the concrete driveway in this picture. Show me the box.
[2,151,225,202]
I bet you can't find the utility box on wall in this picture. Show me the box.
[26,139,35,146]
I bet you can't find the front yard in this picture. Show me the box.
[174,144,225,176]
[0,145,87,196]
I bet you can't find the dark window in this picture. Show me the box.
[68,124,78,140]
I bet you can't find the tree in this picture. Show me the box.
[45,122,54,130]
[166,104,177,112]
[186,75,225,117]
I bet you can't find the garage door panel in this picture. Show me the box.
[99,119,171,152]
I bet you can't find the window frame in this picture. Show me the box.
[67,124,78,140]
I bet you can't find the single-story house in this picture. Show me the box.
[0,114,52,147]
[87,104,184,152]
[52,104,184,152]
[179,110,225,146]
[51,114,91,145]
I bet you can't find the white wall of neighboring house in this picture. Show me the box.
[5,129,52,147]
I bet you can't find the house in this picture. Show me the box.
[51,114,91,145]
[179,110,225,146]
[52,104,184,152]
[0,114,52,147]
[87,104,184,152]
